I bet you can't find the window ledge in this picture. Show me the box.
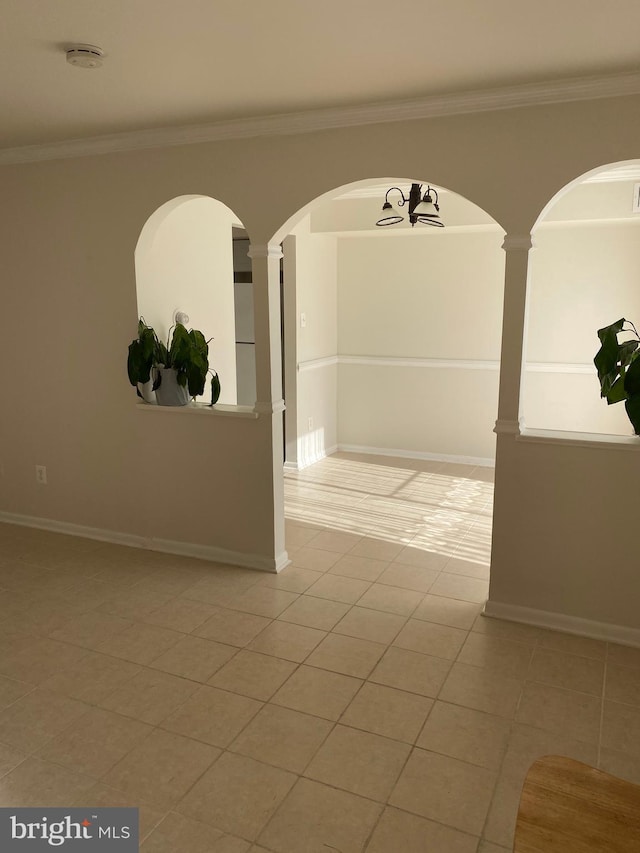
[518,427,640,451]
[136,401,258,419]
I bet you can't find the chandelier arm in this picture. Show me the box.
[384,187,409,207]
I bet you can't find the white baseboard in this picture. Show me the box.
[283,460,300,472]
[337,443,495,468]
[483,599,640,648]
[0,510,282,573]
[295,443,339,471]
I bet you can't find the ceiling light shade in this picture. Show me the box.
[376,201,403,226]
[375,183,444,228]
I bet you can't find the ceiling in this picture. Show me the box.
[2,0,640,151]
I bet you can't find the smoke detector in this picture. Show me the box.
[66,44,104,69]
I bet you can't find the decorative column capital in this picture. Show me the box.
[502,234,534,252]
[248,243,283,260]
[254,399,286,415]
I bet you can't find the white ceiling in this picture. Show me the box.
[2,0,640,150]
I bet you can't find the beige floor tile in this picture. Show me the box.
[71,781,165,842]
[537,629,607,660]
[367,807,479,853]
[288,546,343,572]
[377,562,439,593]
[413,594,481,630]
[458,633,533,678]
[429,573,489,603]
[528,647,604,695]
[599,747,640,785]
[608,643,640,669]
[393,619,467,660]
[483,774,522,849]
[305,633,386,678]
[286,524,321,549]
[305,723,410,801]
[306,531,363,553]
[194,606,272,647]
[393,546,449,571]
[278,595,350,630]
[370,647,452,697]
[0,688,89,752]
[37,707,153,777]
[162,684,262,747]
[98,623,184,665]
[516,682,601,742]
[601,700,640,757]
[98,588,174,621]
[98,668,200,725]
[605,662,640,706]
[49,612,134,649]
[143,598,218,633]
[208,650,297,700]
[477,842,511,853]
[305,574,371,605]
[417,701,511,769]
[220,586,300,619]
[150,636,238,682]
[328,554,389,582]
[255,566,323,593]
[349,537,405,562]
[443,556,490,579]
[390,748,496,835]
[40,652,141,703]
[271,665,362,720]
[0,637,89,684]
[439,662,523,718]
[500,723,598,784]
[333,606,406,645]
[0,757,95,807]
[141,812,250,852]
[259,777,382,853]
[0,675,34,711]
[342,682,433,744]
[0,743,27,777]
[104,728,220,808]
[356,583,424,616]
[471,615,541,644]
[178,752,296,840]
[247,620,326,662]
[230,703,333,773]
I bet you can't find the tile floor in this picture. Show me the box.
[0,452,639,851]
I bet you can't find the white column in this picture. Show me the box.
[248,243,288,570]
[495,234,534,435]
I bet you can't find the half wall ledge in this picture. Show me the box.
[136,401,258,418]
[517,427,640,452]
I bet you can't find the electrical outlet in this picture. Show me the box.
[308,417,313,431]
[35,465,47,485]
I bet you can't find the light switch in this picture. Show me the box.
[300,313,306,328]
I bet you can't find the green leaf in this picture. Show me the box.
[210,372,221,405]
[618,339,639,368]
[606,376,628,405]
[625,394,640,435]
[597,318,626,344]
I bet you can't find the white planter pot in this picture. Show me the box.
[138,379,156,404]
[154,367,190,407]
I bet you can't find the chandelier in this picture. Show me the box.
[376,183,443,228]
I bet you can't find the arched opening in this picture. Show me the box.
[272,177,505,589]
[523,161,640,435]
[135,194,256,406]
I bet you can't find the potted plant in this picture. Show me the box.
[594,317,640,434]
[127,318,221,406]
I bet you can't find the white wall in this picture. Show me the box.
[524,181,640,434]
[135,195,238,404]
[293,226,339,466]
[334,225,505,461]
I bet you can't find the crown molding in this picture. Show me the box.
[1,70,640,166]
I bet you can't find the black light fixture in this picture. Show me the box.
[376,183,444,228]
